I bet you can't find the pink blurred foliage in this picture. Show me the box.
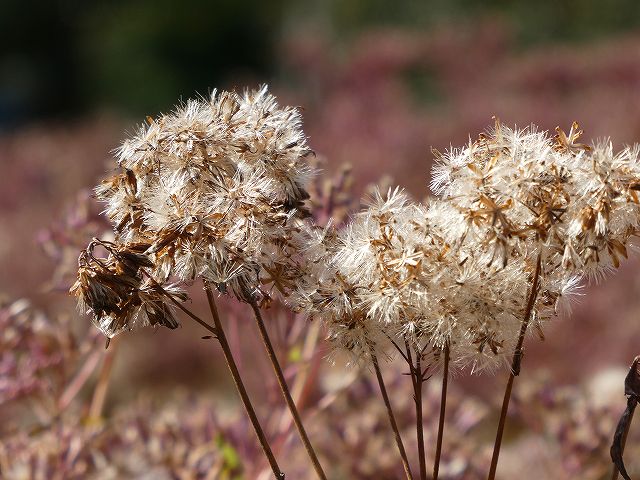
[0,118,120,301]
[279,19,640,195]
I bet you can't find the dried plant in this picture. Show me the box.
[95,86,313,304]
[72,86,326,478]
[431,120,640,478]
[7,25,640,477]
[10,82,639,479]
[287,118,640,479]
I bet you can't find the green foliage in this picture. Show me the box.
[2,0,640,124]
[80,0,285,114]
[305,0,640,45]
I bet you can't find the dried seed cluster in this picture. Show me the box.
[72,88,640,371]
[432,121,640,279]
[73,87,315,337]
[293,191,528,369]
[96,86,313,301]
[294,121,640,370]
[71,239,185,338]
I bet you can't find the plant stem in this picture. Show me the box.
[247,298,327,480]
[433,342,450,480]
[279,320,322,432]
[144,272,283,476]
[203,283,284,479]
[487,254,542,480]
[88,337,118,421]
[370,349,414,480]
[611,402,637,480]
[146,275,216,333]
[58,350,102,411]
[414,348,427,480]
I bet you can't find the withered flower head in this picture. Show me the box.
[71,239,185,338]
[431,120,640,278]
[429,120,640,365]
[293,190,528,371]
[95,86,314,303]
[298,117,640,372]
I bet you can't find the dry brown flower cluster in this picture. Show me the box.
[94,87,312,308]
[294,121,640,373]
[71,239,185,338]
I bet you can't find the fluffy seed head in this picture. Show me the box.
[94,86,314,303]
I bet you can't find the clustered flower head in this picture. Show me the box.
[73,87,316,337]
[73,87,640,373]
[294,190,529,370]
[95,86,313,302]
[295,120,640,372]
[431,120,640,277]
[432,121,640,325]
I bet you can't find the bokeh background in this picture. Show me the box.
[2,1,640,478]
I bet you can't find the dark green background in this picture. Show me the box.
[2,0,639,127]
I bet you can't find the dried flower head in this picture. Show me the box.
[294,189,527,370]
[429,120,640,365]
[431,120,640,279]
[297,119,640,371]
[94,86,314,304]
[71,239,184,338]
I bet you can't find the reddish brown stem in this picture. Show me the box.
[247,299,327,480]
[433,342,450,480]
[204,284,284,479]
[487,254,542,480]
[88,337,118,421]
[58,350,102,411]
[371,350,414,480]
[279,320,322,432]
[611,403,636,480]
[145,274,217,333]
[414,348,427,480]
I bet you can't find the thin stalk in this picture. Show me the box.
[487,254,542,480]
[203,284,284,479]
[88,337,119,421]
[146,275,217,333]
[414,348,427,480]
[247,298,327,480]
[58,350,102,411]
[611,403,636,480]
[370,350,414,480]
[433,342,450,480]
[143,272,283,476]
[279,320,322,432]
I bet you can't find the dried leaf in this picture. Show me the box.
[610,356,640,480]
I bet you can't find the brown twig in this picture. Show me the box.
[146,274,217,334]
[412,343,427,480]
[88,337,119,421]
[203,283,284,479]
[137,272,283,476]
[433,342,450,480]
[279,319,322,431]
[370,349,414,480]
[487,254,542,480]
[611,403,636,480]
[58,350,102,411]
[247,297,327,480]
[610,355,640,480]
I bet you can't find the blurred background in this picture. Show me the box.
[2,1,640,478]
